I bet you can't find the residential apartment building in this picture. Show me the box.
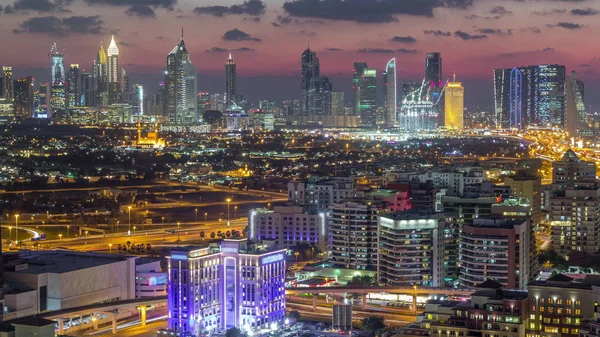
[377,210,445,287]
[287,176,355,209]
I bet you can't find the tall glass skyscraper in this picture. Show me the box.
[94,43,108,107]
[425,52,443,127]
[67,64,81,108]
[49,43,66,118]
[383,58,397,127]
[444,75,464,130]
[225,53,236,106]
[566,71,586,138]
[494,67,525,129]
[14,76,34,119]
[1,66,13,101]
[301,48,320,115]
[107,35,120,105]
[353,63,377,127]
[165,30,198,124]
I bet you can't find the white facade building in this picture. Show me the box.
[288,177,355,209]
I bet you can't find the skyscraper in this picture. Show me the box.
[444,74,464,130]
[36,82,49,118]
[94,43,108,107]
[301,48,320,115]
[165,30,198,124]
[353,62,368,115]
[566,71,586,138]
[1,67,13,101]
[331,92,344,115]
[14,76,34,119]
[133,84,144,115]
[49,43,66,118]
[107,35,120,105]
[353,64,377,127]
[67,64,81,108]
[425,52,444,126]
[383,58,397,127]
[225,53,236,106]
[536,64,566,127]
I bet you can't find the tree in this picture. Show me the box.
[361,316,385,333]
[210,232,216,239]
[288,310,301,320]
[348,275,376,286]
[200,231,206,239]
[225,327,247,337]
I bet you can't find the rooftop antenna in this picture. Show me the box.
[181,27,184,40]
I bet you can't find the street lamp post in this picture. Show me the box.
[109,243,113,254]
[67,225,70,238]
[59,234,63,241]
[8,227,12,243]
[195,209,198,222]
[128,206,132,235]
[226,198,231,224]
[234,206,238,219]
[14,214,19,244]
[204,213,208,222]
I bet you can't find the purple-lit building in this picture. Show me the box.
[167,239,286,335]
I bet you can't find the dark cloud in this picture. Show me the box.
[222,28,261,42]
[520,26,541,33]
[532,9,566,16]
[454,30,487,40]
[546,22,584,29]
[579,64,591,68]
[155,36,166,40]
[125,4,156,18]
[325,47,343,51]
[83,0,175,10]
[296,30,316,37]
[205,46,256,53]
[13,15,104,36]
[391,36,417,43]
[423,30,451,36]
[465,14,501,19]
[499,47,554,58]
[476,28,513,35]
[571,8,598,16]
[118,41,136,46]
[4,5,15,13]
[397,48,418,54]
[194,0,265,17]
[271,22,281,27]
[10,0,72,13]
[488,6,512,16]
[357,48,395,53]
[282,0,474,24]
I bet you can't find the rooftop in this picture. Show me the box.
[5,251,133,275]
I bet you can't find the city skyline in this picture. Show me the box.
[1,0,599,107]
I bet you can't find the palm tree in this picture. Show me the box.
[210,232,216,239]
[225,231,231,238]
[200,231,206,239]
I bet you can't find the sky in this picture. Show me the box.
[1,0,599,108]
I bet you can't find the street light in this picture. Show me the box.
[8,227,12,243]
[109,243,113,254]
[204,212,208,222]
[67,225,70,238]
[14,214,19,244]
[234,206,238,219]
[59,234,63,241]
[226,198,232,223]
[177,222,181,228]
[294,251,299,262]
[128,206,132,235]
[195,208,198,222]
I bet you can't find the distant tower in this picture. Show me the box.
[444,73,464,130]
[301,47,320,115]
[1,66,13,101]
[384,58,397,127]
[165,28,198,124]
[14,76,34,119]
[353,62,377,127]
[107,35,121,104]
[225,53,237,106]
[425,52,443,127]
[67,64,81,108]
[566,71,586,138]
[49,42,66,118]
[95,43,108,106]
[509,67,523,129]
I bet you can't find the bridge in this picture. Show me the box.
[8,296,167,335]
[285,286,475,311]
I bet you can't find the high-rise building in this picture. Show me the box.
[36,82,49,118]
[377,210,445,287]
[167,240,286,334]
[133,84,143,115]
[94,43,108,107]
[494,67,526,129]
[550,150,600,256]
[107,35,120,105]
[425,52,444,126]
[383,58,397,127]
[356,66,377,127]
[79,72,94,107]
[13,76,34,119]
[301,48,320,115]
[2,66,13,101]
[536,64,566,127]
[331,92,344,115]
[225,53,237,105]
[287,176,355,210]
[504,173,542,225]
[565,71,586,138]
[165,30,198,124]
[444,75,464,130]
[49,43,66,117]
[329,199,386,270]
[67,64,81,108]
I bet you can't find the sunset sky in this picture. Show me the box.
[1,0,599,108]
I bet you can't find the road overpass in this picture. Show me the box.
[286,286,475,311]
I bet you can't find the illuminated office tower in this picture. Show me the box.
[331,92,344,115]
[67,64,81,108]
[165,30,198,124]
[353,63,377,127]
[225,53,237,105]
[425,52,444,126]
[36,82,49,118]
[133,84,143,115]
[107,35,121,105]
[301,47,320,115]
[535,64,566,127]
[2,66,13,101]
[494,67,526,129]
[14,76,34,119]
[94,43,108,106]
[565,71,586,138]
[444,74,464,130]
[383,58,397,127]
[80,72,94,107]
[49,43,66,117]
